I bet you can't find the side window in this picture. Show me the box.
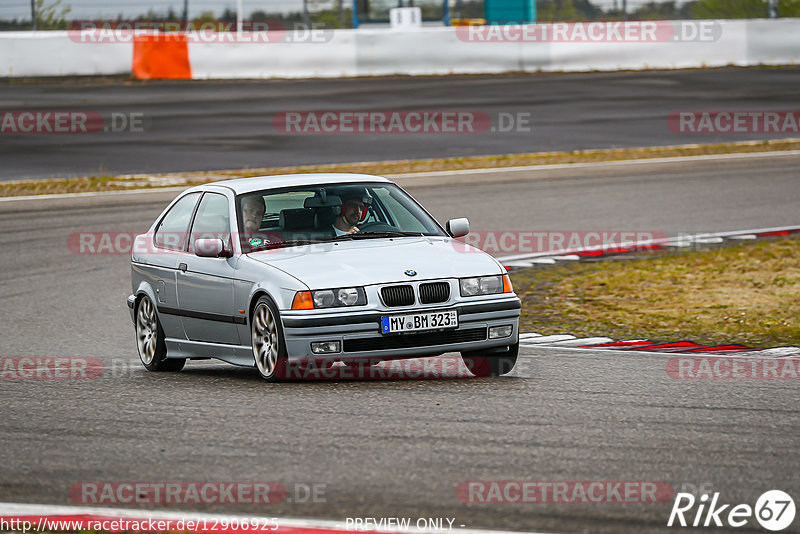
[154,192,201,251]
[189,193,231,252]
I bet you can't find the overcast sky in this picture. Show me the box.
[1,0,693,20]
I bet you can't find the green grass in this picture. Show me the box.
[509,236,800,349]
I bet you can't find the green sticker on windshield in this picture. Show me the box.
[249,237,263,247]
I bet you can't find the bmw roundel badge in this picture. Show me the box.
[404,270,417,277]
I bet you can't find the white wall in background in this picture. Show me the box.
[1,20,798,79]
[0,31,132,77]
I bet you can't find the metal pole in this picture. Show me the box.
[622,0,627,20]
[237,0,244,33]
[31,0,36,31]
[182,0,188,30]
[768,0,777,18]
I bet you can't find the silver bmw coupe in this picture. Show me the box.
[128,173,520,380]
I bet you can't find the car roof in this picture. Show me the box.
[200,173,392,195]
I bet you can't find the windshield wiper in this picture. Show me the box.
[324,231,425,243]
[249,239,326,251]
[328,234,356,242]
[349,231,425,239]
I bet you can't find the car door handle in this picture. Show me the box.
[179,263,187,272]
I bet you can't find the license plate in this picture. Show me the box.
[381,310,458,334]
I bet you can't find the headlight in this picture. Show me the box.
[313,290,336,308]
[459,275,512,297]
[308,287,366,308]
[337,288,360,306]
[459,278,477,296]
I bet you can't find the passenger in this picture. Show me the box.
[241,195,267,248]
[242,195,266,234]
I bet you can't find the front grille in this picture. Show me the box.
[381,285,415,307]
[419,282,450,304]
[343,327,487,352]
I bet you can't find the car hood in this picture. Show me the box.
[247,237,501,289]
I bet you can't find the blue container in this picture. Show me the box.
[484,0,537,24]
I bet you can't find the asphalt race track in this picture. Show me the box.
[2,154,799,533]
[1,67,800,180]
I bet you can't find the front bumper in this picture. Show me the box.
[280,297,520,360]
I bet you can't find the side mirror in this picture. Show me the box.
[195,238,231,258]
[446,218,470,238]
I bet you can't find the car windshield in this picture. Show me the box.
[236,182,446,251]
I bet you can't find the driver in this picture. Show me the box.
[333,191,371,236]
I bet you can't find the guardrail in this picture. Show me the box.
[1,19,798,79]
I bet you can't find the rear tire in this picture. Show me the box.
[461,342,518,377]
[136,295,185,372]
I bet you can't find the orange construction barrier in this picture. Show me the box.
[450,18,486,26]
[132,33,192,80]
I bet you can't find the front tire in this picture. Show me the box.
[462,342,519,377]
[251,296,287,381]
[136,295,185,372]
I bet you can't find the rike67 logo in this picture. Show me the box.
[668,490,795,531]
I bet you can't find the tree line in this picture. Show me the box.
[2,0,799,31]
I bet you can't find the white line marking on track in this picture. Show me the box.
[499,225,800,262]
[523,258,557,265]
[519,334,577,344]
[0,187,187,203]
[518,346,680,358]
[501,261,539,267]
[388,149,800,179]
[3,148,799,203]
[519,333,543,339]
[538,337,615,346]
[733,347,800,358]
[519,345,800,359]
